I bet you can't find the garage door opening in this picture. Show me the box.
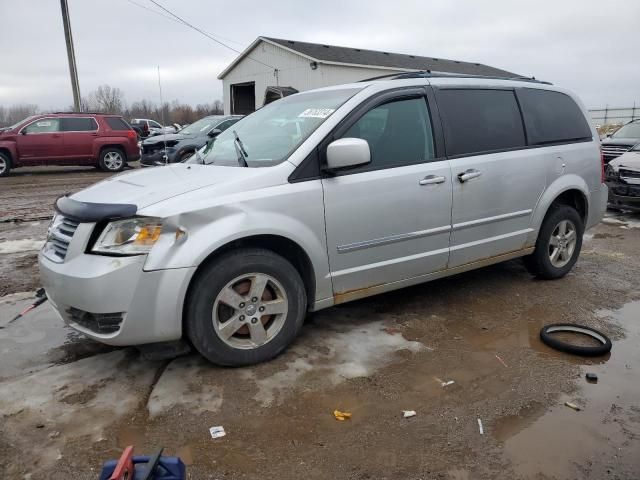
[231,82,255,115]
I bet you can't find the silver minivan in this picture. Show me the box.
[39,74,608,366]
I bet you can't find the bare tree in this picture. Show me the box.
[0,103,39,127]
[91,85,125,114]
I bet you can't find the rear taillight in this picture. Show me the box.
[127,130,136,139]
[600,146,605,183]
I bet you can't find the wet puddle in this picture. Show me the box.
[494,301,640,478]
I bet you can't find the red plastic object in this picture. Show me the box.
[110,445,135,480]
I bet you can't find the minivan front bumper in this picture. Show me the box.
[39,251,194,346]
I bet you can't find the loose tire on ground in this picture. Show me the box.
[185,248,307,366]
[0,152,12,177]
[99,147,126,172]
[524,204,584,279]
[540,323,612,356]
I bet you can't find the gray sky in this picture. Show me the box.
[1,0,638,110]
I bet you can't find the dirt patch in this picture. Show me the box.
[0,169,639,479]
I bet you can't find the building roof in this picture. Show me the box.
[218,36,521,79]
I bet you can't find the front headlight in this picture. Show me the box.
[92,217,163,255]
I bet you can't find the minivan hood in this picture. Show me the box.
[71,164,260,209]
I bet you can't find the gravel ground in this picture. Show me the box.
[0,166,639,479]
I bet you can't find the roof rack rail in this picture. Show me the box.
[360,70,552,85]
[52,111,111,115]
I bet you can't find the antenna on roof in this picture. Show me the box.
[157,65,169,165]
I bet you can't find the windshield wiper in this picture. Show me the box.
[233,130,249,167]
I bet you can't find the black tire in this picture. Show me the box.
[98,147,126,172]
[524,204,584,279]
[540,323,612,356]
[0,152,11,177]
[185,248,307,366]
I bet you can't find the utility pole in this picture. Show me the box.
[60,0,81,111]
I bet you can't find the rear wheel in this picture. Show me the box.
[0,152,11,177]
[524,205,583,279]
[99,148,126,172]
[186,248,307,366]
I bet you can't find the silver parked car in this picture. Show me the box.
[39,73,607,366]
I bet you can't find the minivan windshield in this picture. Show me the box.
[612,122,640,139]
[196,88,361,167]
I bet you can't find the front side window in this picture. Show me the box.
[149,120,162,129]
[341,97,435,168]
[518,88,592,145]
[437,89,526,156]
[198,87,361,167]
[24,118,61,134]
[61,117,98,131]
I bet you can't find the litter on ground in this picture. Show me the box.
[565,402,581,411]
[477,418,484,435]
[403,410,416,418]
[333,410,352,421]
[209,426,226,439]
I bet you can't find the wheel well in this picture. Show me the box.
[549,189,588,223]
[189,235,316,310]
[0,147,12,162]
[99,144,127,160]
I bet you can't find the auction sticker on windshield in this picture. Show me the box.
[298,108,335,118]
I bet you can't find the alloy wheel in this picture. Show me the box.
[103,151,124,170]
[212,273,288,349]
[548,219,577,268]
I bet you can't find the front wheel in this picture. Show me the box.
[99,148,126,172]
[185,248,307,366]
[0,152,12,177]
[524,205,584,279]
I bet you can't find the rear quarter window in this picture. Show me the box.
[105,117,132,131]
[436,89,526,157]
[517,89,592,145]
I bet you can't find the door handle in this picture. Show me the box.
[457,169,482,183]
[419,175,446,186]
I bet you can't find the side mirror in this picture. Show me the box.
[21,130,27,135]
[606,133,612,138]
[326,138,371,170]
[207,128,222,138]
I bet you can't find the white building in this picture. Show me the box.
[218,37,519,115]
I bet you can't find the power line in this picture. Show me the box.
[146,0,277,71]
[123,0,245,47]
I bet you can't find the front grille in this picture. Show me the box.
[602,145,631,162]
[66,307,124,334]
[43,216,80,262]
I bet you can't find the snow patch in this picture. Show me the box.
[248,320,429,407]
[0,239,44,254]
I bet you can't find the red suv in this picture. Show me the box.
[0,113,140,177]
